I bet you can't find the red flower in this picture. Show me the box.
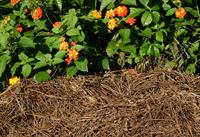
[71,41,76,46]
[53,22,61,27]
[24,8,30,14]
[115,5,128,17]
[64,58,72,65]
[126,17,136,25]
[32,7,43,20]
[16,24,23,33]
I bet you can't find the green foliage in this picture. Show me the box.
[0,0,199,91]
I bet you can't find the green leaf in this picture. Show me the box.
[152,46,160,57]
[129,8,145,17]
[21,64,32,77]
[141,11,153,26]
[19,36,35,48]
[162,3,171,11]
[156,30,163,42]
[106,40,118,57]
[120,45,136,56]
[139,27,152,38]
[152,11,160,23]
[72,44,84,51]
[0,60,6,78]
[62,9,78,29]
[54,51,67,58]
[35,51,46,61]
[75,58,88,72]
[188,42,199,58]
[0,32,9,51]
[100,0,114,11]
[67,66,78,77]
[66,28,80,36]
[102,58,110,70]
[34,71,51,83]
[52,58,64,65]
[119,29,131,44]
[186,64,196,74]
[11,62,21,76]
[120,0,137,5]
[55,0,62,12]
[185,7,199,17]
[33,61,47,69]
[139,0,149,6]
[166,8,177,16]
[34,20,47,30]
[139,42,151,56]
[18,52,29,61]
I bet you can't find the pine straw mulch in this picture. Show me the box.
[1,70,200,137]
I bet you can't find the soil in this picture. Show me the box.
[1,70,200,137]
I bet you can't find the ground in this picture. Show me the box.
[0,70,200,137]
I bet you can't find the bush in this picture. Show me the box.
[0,0,199,90]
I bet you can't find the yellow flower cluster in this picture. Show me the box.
[107,18,118,30]
[105,9,115,18]
[9,76,20,85]
[0,16,11,28]
[59,41,69,50]
[92,10,102,19]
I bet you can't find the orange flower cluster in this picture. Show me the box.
[64,49,79,65]
[32,7,43,20]
[16,23,23,32]
[107,18,118,30]
[10,0,20,6]
[59,41,69,50]
[126,17,136,25]
[115,5,128,17]
[104,5,132,30]
[53,22,61,27]
[92,10,102,19]
[175,7,187,18]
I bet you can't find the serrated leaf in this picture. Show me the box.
[141,11,152,26]
[21,64,32,77]
[34,71,50,83]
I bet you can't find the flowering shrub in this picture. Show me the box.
[0,0,199,90]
